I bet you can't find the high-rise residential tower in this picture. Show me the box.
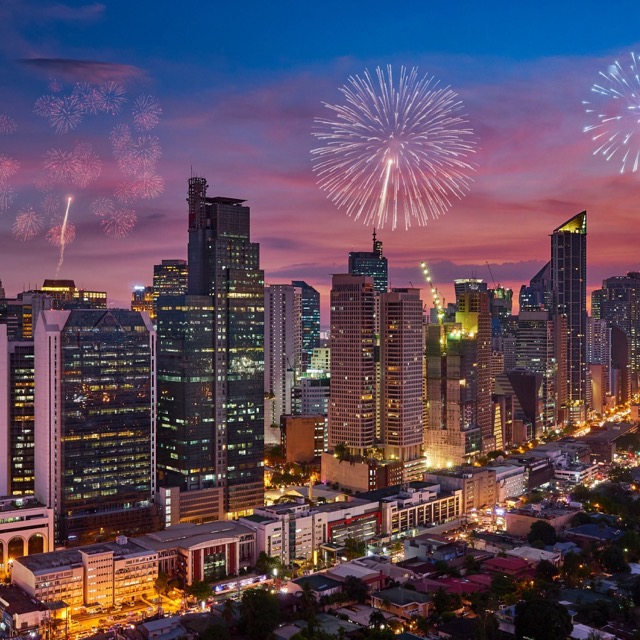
[158,177,264,518]
[264,284,302,445]
[34,309,156,544]
[328,274,376,454]
[380,288,423,462]
[551,211,588,423]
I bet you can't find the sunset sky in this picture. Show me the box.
[1,1,640,323]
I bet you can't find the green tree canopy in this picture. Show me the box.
[527,520,557,546]
[186,580,211,601]
[240,588,281,640]
[514,599,573,640]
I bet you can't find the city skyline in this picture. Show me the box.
[1,3,640,321]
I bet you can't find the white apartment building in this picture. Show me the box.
[493,465,527,502]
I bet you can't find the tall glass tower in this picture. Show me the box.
[179,176,264,517]
[551,211,587,423]
[348,230,388,294]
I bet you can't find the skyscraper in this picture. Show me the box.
[35,309,156,544]
[519,262,551,311]
[264,284,301,445]
[594,272,640,392]
[291,281,320,372]
[161,176,264,517]
[348,230,388,294]
[328,274,376,454]
[551,211,588,423]
[380,288,423,462]
[153,259,188,317]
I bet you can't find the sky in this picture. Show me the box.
[1,1,640,324]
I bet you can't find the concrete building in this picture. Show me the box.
[424,467,496,513]
[492,466,527,502]
[321,452,403,493]
[0,586,49,639]
[11,537,157,612]
[281,414,325,463]
[505,504,582,537]
[328,274,376,455]
[135,521,255,585]
[0,496,53,575]
[359,482,462,537]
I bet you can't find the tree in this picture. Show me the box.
[240,588,280,640]
[490,573,516,600]
[535,559,559,582]
[600,545,629,574]
[221,598,235,625]
[154,570,169,596]
[334,443,349,460]
[344,537,366,560]
[369,609,386,629]
[527,520,557,546]
[299,581,318,620]
[609,465,633,484]
[186,580,211,602]
[342,575,368,603]
[514,599,573,640]
[199,623,230,640]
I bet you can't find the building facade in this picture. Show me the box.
[34,309,156,544]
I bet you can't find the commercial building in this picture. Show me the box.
[11,537,157,612]
[348,230,388,294]
[157,177,264,519]
[290,281,320,372]
[424,468,496,513]
[0,586,49,638]
[320,453,403,493]
[152,259,187,317]
[281,414,325,463]
[0,496,53,575]
[34,309,156,544]
[504,504,581,537]
[135,521,255,585]
[131,285,155,319]
[551,211,588,423]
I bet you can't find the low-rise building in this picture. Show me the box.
[11,536,157,612]
[0,586,49,638]
[0,496,54,574]
[492,466,527,503]
[505,503,581,537]
[424,468,496,513]
[359,482,462,536]
[370,587,431,619]
[321,452,403,493]
[554,463,599,485]
[506,545,562,567]
[403,533,467,563]
[135,521,255,585]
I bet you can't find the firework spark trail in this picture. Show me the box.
[584,52,640,173]
[311,65,477,230]
[55,197,72,277]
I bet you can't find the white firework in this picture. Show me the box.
[132,95,162,131]
[584,52,640,173]
[311,65,477,230]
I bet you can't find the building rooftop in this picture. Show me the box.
[16,538,154,574]
[136,521,254,551]
[565,524,623,542]
[292,574,342,593]
[371,586,431,606]
[358,482,441,502]
[0,587,48,614]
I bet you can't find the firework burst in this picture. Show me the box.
[41,193,64,218]
[0,115,17,134]
[0,185,16,212]
[12,207,45,241]
[584,53,640,173]
[43,148,79,183]
[34,95,63,119]
[72,82,102,115]
[101,208,137,238]
[48,95,84,134]
[47,221,77,246]
[98,81,127,115]
[0,156,20,181]
[132,95,162,131]
[311,65,477,230]
[71,143,102,188]
[90,196,116,218]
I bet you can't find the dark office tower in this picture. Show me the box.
[454,278,487,299]
[291,281,320,371]
[153,259,188,316]
[595,272,640,391]
[489,286,513,320]
[455,286,493,450]
[380,288,423,462]
[183,176,264,516]
[551,211,587,423]
[0,279,5,299]
[0,325,36,496]
[519,262,552,311]
[328,274,376,454]
[348,230,388,294]
[35,309,156,544]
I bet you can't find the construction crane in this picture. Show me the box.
[485,261,498,288]
[420,262,445,324]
